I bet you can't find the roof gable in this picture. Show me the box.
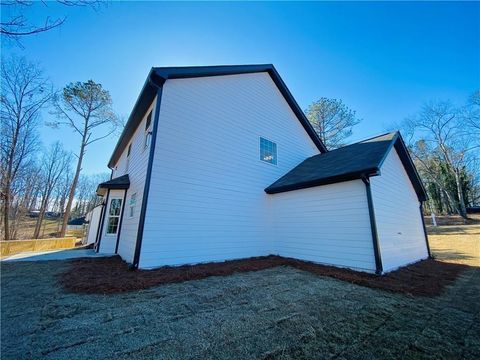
[108,64,327,168]
[265,132,427,201]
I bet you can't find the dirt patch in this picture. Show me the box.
[60,255,469,297]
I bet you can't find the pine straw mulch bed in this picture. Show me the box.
[59,255,470,297]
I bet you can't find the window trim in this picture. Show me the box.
[144,111,153,150]
[259,136,278,166]
[105,198,122,236]
[126,143,132,172]
[129,192,137,218]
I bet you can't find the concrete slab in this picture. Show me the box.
[1,249,114,262]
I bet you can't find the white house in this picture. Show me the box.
[94,64,430,274]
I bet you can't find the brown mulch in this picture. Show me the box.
[59,255,470,297]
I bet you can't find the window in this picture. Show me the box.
[260,137,277,165]
[126,143,132,171]
[106,198,122,235]
[129,193,137,218]
[144,111,152,149]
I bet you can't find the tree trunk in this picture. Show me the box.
[59,142,85,237]
[3,181,11,240]
[33,195,48,239]
[453,170,468,220]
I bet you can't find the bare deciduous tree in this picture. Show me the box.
[1,1,102,45]
[50,80,118,236]
[0,56,52,240]
[403,100,479,219]
[33,142,71,239]
[305,98,362,150]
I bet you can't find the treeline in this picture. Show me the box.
[399,95,479,219]
[1,56,116,240]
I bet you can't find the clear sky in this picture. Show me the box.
[2,1,479,175]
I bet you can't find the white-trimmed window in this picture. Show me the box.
[126,143,132,172]
[144,111,152,149]
[129,193,137,218]
[106,198,122,235]
[260,137,277,165]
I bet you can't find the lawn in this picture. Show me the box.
[1,226,479,359]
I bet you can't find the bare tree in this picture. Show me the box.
[305,98,362,150]
[0,56,52,240]
[33,142,71,239]
[465,90,480,135]
[51,170,73,232]
[403,101,478,219]
[50,80,118,236]
[1,1,102,45]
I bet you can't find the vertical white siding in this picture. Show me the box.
[110,98,157,263]
[271,180,377,272]
[371,149,428,272]
[99,189,125,254]
[85,206,101,245]
[139,73,320,268]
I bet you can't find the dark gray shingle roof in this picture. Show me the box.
[265,132,427,201]
[96,174,130,195]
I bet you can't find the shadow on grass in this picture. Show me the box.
[59,255,472,297]
[432,249,479,263]
[427,225,480,235]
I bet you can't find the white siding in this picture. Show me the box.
[139,73,320,268]
[271,180,376,272]
[110,98,157,262]
[85,206,101,245]
[371,148,428,272]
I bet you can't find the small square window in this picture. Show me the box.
[260,137,277,165]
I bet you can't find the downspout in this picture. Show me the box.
[131,75,165,269]
[362,176,383,275]
[419,201,432,258]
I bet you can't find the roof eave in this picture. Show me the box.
[107,70,166,169]
[265,168,380,194]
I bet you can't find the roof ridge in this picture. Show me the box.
[358,131,399,143]
[152,64,273,71]
[307,131,398,158]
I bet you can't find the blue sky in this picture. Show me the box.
[2,1,479,175]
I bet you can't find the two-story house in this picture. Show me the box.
[90,64,430,275]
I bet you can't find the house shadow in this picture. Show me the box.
[432,249,479,267]
[1,249,109,263]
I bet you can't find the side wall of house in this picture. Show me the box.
[139,73,320,268]
[370,148,428,272]
[270,180,377,272]
[108,98,157,263]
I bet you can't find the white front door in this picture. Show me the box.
[100,192,124,254]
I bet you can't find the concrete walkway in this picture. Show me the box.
[1,249,113,262]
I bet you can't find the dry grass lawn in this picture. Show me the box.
[428,224,480,267]
[3,218,85,241]
[1,223,479,359]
